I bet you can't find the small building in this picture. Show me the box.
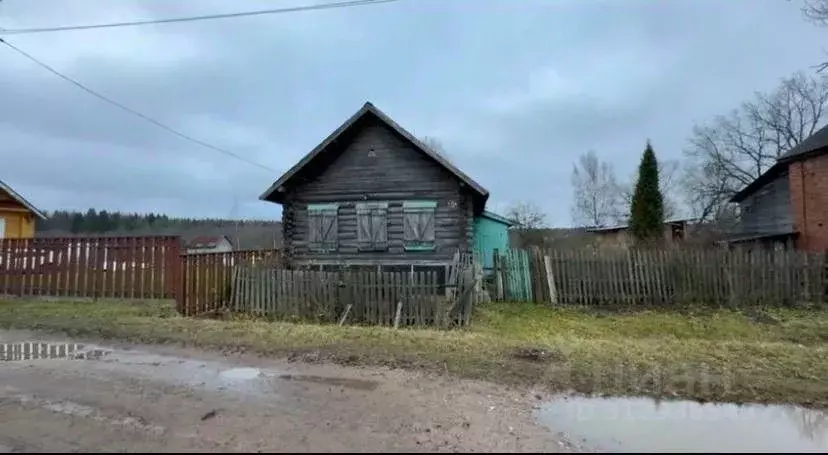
[185,236,234,255]
[473,211,515,272]
[259,101,490,268]
[587,218,692,249]
[729,123,828,251]
[0,179,46,239]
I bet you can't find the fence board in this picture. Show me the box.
[229,265,475,328]
[491,247,828,307]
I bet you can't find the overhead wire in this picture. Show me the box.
[0,0,399,35]
[0,38,278,172]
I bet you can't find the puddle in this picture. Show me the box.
[0,342,110,361]
[220,368,262,381]
[2,340,380,399]
[536,395,827,452]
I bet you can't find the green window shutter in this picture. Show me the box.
[308,203,338,252]
[357,202,388,251]
[403,201,437,251]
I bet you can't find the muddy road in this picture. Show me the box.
[0,330,577,453]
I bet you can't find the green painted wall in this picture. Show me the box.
[473,214,511,270]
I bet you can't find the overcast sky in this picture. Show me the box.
[0,0,825,226]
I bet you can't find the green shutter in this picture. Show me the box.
[403,200,437,251]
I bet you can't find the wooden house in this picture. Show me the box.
[259,102,490,268]
[0,179,46,239]
[184,235,234,255]
[587,218,693,249]
[729,123,828,251]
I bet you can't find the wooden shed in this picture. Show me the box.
[473,211,515,272]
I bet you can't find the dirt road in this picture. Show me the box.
[0,330,578,453]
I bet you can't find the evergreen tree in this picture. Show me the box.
[629,141,665,243]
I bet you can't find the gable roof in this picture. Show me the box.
[778,123,828,163]
[185,235,233,250]
[0,179,47,220]
[259,102,489,210]
[731,123,828,203]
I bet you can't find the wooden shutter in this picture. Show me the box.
[357,202,387,251]
[308,204,338,251]
[403,201,437,250]
[419,210,435,242]
[371,208,388,249]
[403,211,418,243]
[320,211,338,250]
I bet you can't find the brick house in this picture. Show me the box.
[730,124,828,251]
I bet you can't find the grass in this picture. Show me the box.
[0,299,826,408]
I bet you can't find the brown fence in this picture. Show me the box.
[230,266,476,327]
[179,249,282,316]
[0,236,181,299]
[493,247,828,307]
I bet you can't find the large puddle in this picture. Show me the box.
[2,339,379,397]
[537,395,827,452]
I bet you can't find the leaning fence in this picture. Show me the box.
[492,247,828,307]
[227,265,477,327]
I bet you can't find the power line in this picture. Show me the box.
[0,0,398,35]
[0,37,277,172]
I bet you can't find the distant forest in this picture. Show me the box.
[37,209,282,250]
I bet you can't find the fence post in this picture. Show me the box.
[165,236,184,314]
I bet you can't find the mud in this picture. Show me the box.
[0,329,578,453]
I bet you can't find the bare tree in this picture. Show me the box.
[569,151,621,228]
[800,0,828,70]
[682,71,828,222]
[505,201,547,229]
[505,201,548,248]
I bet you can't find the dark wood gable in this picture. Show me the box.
[260,102,488,265]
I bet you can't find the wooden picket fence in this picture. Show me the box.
[0,236,181,299]
[179,249,282,316]
[492,247,828,307]
[0,236,284,315]
[229,266,476,327]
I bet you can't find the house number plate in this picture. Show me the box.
[447,200,457,208]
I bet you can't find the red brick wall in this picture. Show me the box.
[789,153,828,251]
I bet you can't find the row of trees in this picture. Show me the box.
[39,209,275,235]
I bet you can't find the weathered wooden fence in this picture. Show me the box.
[0,236,181,299]
[179,249,282,316]
[492,247,828,306]
[229,266,477,327]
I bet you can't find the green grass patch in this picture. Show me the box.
[0,299,825,408]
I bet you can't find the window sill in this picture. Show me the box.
[404,245,436,252]
[358,246,388,252]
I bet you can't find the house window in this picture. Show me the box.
[357,202,388,251]
[403,200,437,251]
[308,203,338,252]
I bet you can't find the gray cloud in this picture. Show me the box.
[0,0,825,226]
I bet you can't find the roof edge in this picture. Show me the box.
[0,179,47,220]
[729,162,786,203]
[479,210,516,226]
[259,102,489,205]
